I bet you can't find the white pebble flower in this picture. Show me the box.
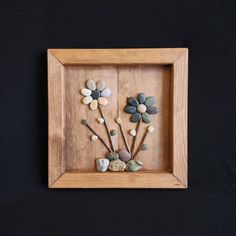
[81,80,111,111]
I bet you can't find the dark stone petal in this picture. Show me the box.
[128,97,139,107]
[146,106,158,114]
[145,96,155,107]
[91,89,100,100]
[124,105,137,114]
[141,112,151,123]
[130,112,141,123]
[138,93,146,104]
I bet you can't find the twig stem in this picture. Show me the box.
[132,129,148,159]
[118,124,131,154]
[131,120,141,155]
[86,124,112,152]
[98,105,114,152]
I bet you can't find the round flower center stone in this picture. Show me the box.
[137,104,147,113]
[91,89,100,100]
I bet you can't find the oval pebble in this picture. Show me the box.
[138,93,146,104]
[106,152,119,161]
[86,79,96,90]
[141,112,151,123]
[90,135,98,142]
[96,158,109,172]
[118,149,131,163]
[82,96,93,104]
[91,89,100,100]
[137,104,147,113]
[101,88,111,97]
[110,130,116,136]
[146,106,158,114]
[124,105,137,114]
[128,97,139,107]
[97,117,104,124]
[130,112,141,123]
[90,100,98,110]
[81,88,92,96]
[129,129,136,137]
[96,80,106,91]
[141,144,149,151]
[145,96,155,107]
[98,97,108,106]
[126,160,143,171]
[115,117,122,124]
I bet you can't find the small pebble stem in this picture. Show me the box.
[132,129,148,159]
[118,123,131,154]
[86,124,112,152]
[131,120,141,155]
[98,105,115,152]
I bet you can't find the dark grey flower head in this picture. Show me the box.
[124,93,158,123]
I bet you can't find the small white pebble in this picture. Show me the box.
[148,126,155,133]
[129,129,136,137]
[81,88,92,96]
[115,117,122,124]
[97,117,104,124]
[90,135,98,142]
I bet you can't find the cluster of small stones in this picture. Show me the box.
[96,149,143,172]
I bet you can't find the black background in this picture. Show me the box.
[0,0,235,235]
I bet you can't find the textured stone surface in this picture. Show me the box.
[126,160,143,171]
[91,89,100,100]
[138,93,146,104]
[130,112,141,123]
[90,135,98,142]
[137,104,147,113]
[101,88,111,97]
[86,79,96,90]
[129,129,136,137]
[96,80,106,91]
[98,97,108,106]
[141,112,151,123]
[106,152,119,161]
[147,106,158,114]
[128,97,139,107]
[81,88,92,96]
[90,100,98,110]
[97,117,105,124]
[96,158,109,172]
[108,159,126,171]
[124,105,137,114]
[145,96,155,107]
[118,149,131,162]
[82,96,93,104]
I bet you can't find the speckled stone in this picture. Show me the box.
[126,160,143,171]
[106,152,119,161]
[137,104,147,113]
[128,97,139,107]
[90,135,98,142]
[96,158,109,172]
[141,112,151,123]
[98,97,108,106]
[110,130,116,136]
[97,117,105,124]
[101,88,111,97]
[145,96,155,107]
[81,88,92,96]
[124,105,137,114]
[108,159,126,171]
[91,89,100,100]
[141,143,149,151]
[86,79,96,90]
[129,129,136,137]
[82,96,93,104]
[90,100,98,110]
[118,149,131,163]
[147,106,158,114]
[96,80,106,91]
[130,112,141,123]
[138,93,146,104]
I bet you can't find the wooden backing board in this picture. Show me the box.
[48,48,188,188]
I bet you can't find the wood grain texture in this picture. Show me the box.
[50,171,185,188]
[48,52,65,186]
[48,48,187,65]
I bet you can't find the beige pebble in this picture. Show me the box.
[115,117,122,124]
[90,100,98,110]
[108,159,126,172]
[98,97,108,106]
[129,129,136,137]
[82,96,93,104]
[97,117,104,124]
[148,126,155,133]
[90,135,98,142]
[137,104,147,113]
[81,88,92,96]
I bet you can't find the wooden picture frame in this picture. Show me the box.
[48,48,188,188]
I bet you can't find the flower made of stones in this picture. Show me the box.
[81,80,111,110]
[124,93,158,123]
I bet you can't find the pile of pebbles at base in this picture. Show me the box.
[96,149,143,172]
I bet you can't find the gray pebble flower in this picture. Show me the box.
[124,93,158,123]
[81,79,111,111]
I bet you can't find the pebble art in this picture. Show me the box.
[96,158,109,172]
[81,88,92,96]
[82,96,93,104]
[98,97,108,106]
[96,80,106,91]
[86,79,96,91]
[97,117,105,124]
[90,135,98,142]
[101,88,111,97]
[110,130,116,136]
[118,149,131,163]
[129,129,136,137]
[90,100,98,110]
[108,159,126,171]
